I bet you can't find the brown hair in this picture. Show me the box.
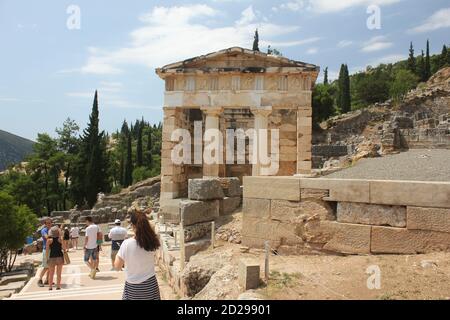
[130,211,160,252]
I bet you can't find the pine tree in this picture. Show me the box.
[124,132,133,187]
[425,39,431,81]
[407,42,416,74]
[136,123,143,167]
[324,67,329,85]
[337,64,351,113]
[252,29,259,51]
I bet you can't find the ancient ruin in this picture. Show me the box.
[156,47,319,200]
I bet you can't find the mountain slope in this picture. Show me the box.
[0,129,34,171]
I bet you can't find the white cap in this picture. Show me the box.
[114,219,121,224]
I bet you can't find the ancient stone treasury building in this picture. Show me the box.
[156,47,319,200]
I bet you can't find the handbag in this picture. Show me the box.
[63,251,71,265]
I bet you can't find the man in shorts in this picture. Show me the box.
[37,218,52,287]
[84,216,99,279]
[108,219,128,271]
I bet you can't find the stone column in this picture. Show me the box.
[251,106,272,176]
[201,106,223,177]
[297,104,313,174]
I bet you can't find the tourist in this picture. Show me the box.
[84,216,100,279]
[37,218,52,287]
[46,226,66,290]
[108,219,128,271]
[70,225,80,250]
[63,227,70,251]
[95,228,104,272]
[114,211,161,300]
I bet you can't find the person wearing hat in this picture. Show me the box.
[46,226,67,290]
[108,219,128,271]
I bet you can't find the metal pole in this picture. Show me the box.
[264,240,270,282]
[211,221,215,249]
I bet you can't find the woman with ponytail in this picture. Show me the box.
[114,211,161,300]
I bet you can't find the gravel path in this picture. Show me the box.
[325,149,450,182]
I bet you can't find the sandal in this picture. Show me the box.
[49,288,53,291]
[56,287,61,290]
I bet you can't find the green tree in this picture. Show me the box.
[312,84,336,124]
[0,192,38,275]
[136,124,143,167]
[439,45,448,69]
[123,132,133,187]
[337,64,351,113]
[324,67,329,85]
[71,91,110,208]
[145,128,153,168]
[56,118,80,210]
[417,50,426,82]
[390,69,419,102]
[252,29,259,51]
[27,133,64,214]
[407,42,416,74]
[425,39,431,81]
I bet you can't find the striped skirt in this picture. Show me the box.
[122,275,161,300]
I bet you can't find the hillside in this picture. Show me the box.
[313,67,450,169]
[0,130,34,171]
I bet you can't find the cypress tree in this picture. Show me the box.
[146,128,153,168]
[71,91,110,207]
[440,45,448,69]
[324,67,329,85]
[417,50,426,82]
[124,132,133,187]
[337,64,351,113]
[425,39,431,80]
[407,42,416,74]
[136,124,143,167]
[252,29,259,51]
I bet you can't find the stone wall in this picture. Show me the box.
[242,176,450,255]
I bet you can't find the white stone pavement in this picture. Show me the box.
[8,246,174,300]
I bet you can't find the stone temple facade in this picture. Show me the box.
[156,47,319,200]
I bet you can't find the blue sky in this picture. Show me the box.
[1,0,449,140]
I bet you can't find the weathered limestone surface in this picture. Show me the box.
[243,177,300,201]
[243,198,270,219]
[301,178,370,203]
[337,202,406,227]
[371,226,450,254]
[188,179,225,201]
[184,222,213,242]
[218,177,242,197]
[219,197,241,216]
[180,200,219,226]
[238,260,260,290]
[369,180,450,208]
[407,206,450,233]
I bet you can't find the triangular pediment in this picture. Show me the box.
[156,47,319,74]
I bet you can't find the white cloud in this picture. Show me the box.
[66,89,159,110]
[306,47,318,55]
[78,5,304,75]
[361,36,393,52]
[0,97,19,102]
[279,1,306,12]
[409,7,450,33]
[337,40,353,48]
[368,53,406,66]
[275,0,401,13]
[263,37,321,48]
[237,6,257,25]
